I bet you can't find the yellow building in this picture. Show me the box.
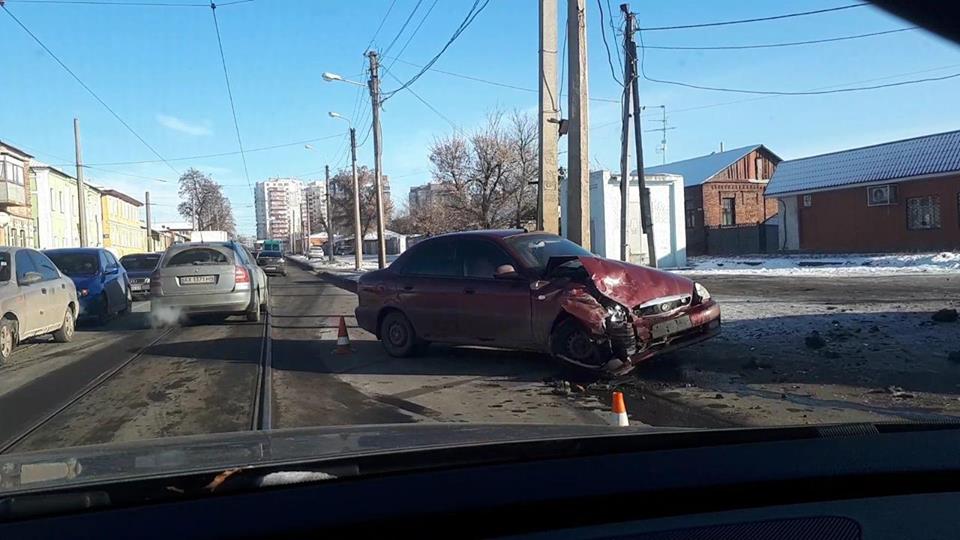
[101,189,146,257]
[30,163,104,249]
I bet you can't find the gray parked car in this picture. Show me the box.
[149,241,268,322]
[0,247,79,364]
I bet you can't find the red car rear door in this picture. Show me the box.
[456,238,533,348]
[394,238,463,341]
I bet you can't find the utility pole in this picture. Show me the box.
[145,191,152,252]
[367,50,387,269]
[349,127,362,271]
[566,0,590,249]
[538,0,560,233]
[325,164,334,262]
[618,3,633,262]
[624,7,657,267]
[73,118,88,247]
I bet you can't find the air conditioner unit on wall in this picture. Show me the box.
[867,184,896,206]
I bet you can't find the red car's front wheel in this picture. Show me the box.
[380,311,418,358]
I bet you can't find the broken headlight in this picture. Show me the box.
[606,304,627,323]
[694,282,711,302]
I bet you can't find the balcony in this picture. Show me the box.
[0,181,26,207]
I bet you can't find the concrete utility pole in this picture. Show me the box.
[538,0,560,233]
[73,118,88,247]
[349,127,362,271]
[367,50,387,269]
[325,164,334,262]
[145,191,152,252]
[619,3,633,262]
[624,7,657,267]
[566,0,590,249]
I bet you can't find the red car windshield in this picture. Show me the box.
[505,234,594,272]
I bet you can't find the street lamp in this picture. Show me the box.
[323,53,387,269]
[329,111,363,271]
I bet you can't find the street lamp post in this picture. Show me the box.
[322,63,387,269]
[329,111,363,271]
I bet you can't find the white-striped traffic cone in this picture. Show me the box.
[611,391,629,427]
[333,316,353,355]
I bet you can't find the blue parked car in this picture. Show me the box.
[44,248,132,324]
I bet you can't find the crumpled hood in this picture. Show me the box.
[578,257,693,308]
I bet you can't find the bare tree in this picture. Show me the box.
[505,110,539,228]
[423,110,539,233]
[177,168,235,234]
[326,166,394,241]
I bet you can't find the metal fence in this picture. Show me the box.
[704,224,779,255]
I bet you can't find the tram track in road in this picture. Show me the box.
[0,326,178,454]
[251,310,272,431]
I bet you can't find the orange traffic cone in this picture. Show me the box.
[611,391,629,427]
[333,316,353,355]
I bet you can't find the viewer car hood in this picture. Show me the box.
[0,424,677,495]
[578,257,694,307]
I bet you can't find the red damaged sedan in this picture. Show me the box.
[355,230,720,375]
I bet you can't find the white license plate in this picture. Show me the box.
[265,266,277,271]
[179,275,216,285]
[651,315,692,339]
[131,284,144,291]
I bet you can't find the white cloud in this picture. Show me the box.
[156,114,213,136]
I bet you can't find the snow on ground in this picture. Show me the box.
[287,254,397,279]
[679,252,960,276]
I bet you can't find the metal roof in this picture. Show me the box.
[766,129,960,196]
[642,144,763,187]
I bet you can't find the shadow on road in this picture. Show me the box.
[136,336,263,364]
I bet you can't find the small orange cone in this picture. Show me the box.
[611,391,629,427]
[333,316,353,354]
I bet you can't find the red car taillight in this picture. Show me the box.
[234,266,251,290]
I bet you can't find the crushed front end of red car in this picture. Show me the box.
[554,257,720,375]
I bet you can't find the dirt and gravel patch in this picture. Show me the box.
[618,274,960,426]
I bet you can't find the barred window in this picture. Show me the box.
[906,196,941,230]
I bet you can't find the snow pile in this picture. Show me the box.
[680,252,960,276]
[287,254,393,273]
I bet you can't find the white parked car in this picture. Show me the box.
[307,247,326,260]
[0,247,79,365]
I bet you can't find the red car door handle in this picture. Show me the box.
[464,288,476,295]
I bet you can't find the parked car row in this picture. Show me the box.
[0,240,272,365]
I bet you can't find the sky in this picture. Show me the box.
[1,0,958,236]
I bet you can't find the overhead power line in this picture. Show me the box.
[384,68,458,131]
[597,0,622,85]
[644,27,917,50]
[4,0,252,7]
[210,3,251,192]
[2,3,180,175]
[380,0,422,59]
[56,133,343,167]
[637,29,960,96]
[639,3,867,32]
[386,0,439,73]
[386,56,621,104]
[382,0,490,100]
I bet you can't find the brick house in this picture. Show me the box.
[645,144,781,255]
[767,130,960,253]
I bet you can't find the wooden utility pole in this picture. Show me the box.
[566,0,590,248]
[618,3,633,262]
[367,50,387,269]
[348,127,362,271]
[538,0,559,233]
[325,164,334,262]
[73,118,88,247]
[145,191,152,252]
[624,7,657,267]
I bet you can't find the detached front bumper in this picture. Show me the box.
[595,299,720,375]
